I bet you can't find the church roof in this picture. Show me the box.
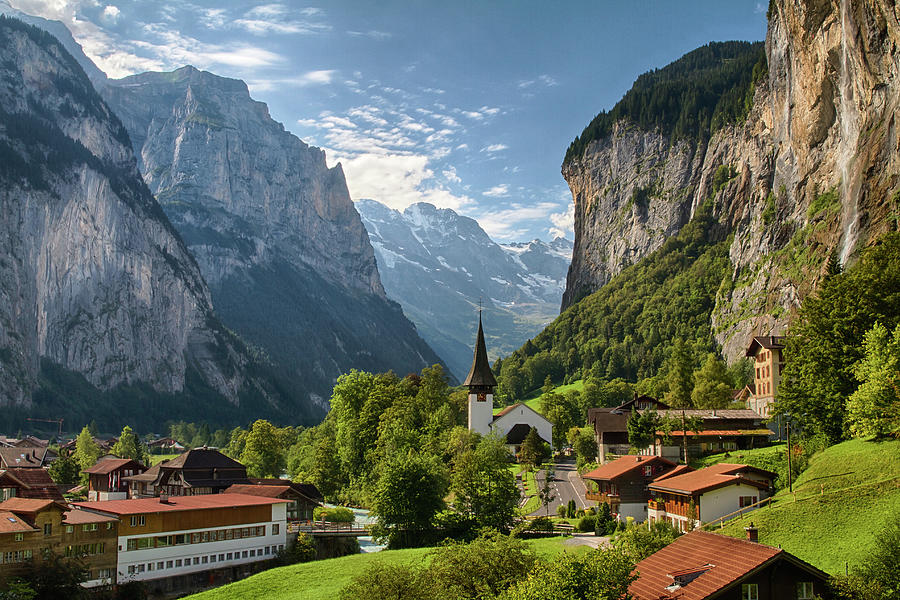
[463,314,497,388]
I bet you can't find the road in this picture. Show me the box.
[527,458,593,518]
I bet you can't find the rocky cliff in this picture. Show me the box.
[562,0,900,360]
[101,67,446,404]
[0,17,286,426]
[358,199,571,379]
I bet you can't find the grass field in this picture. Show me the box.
[148,453,179,465]
[185,536,580,600]
[715,437,900,575]
[692,443,787,469]
[494,379,585,416]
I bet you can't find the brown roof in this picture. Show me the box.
[224,484,292,498]
[587,407,631,433]
[62,510,117,525]
[613,395,670,412]
[463,315,497,388]
[745,335,786,357]
[71,493,288,516]
[161,448,244,470]
[0,448,47,468]
[122,463,162,483]
[645,409,764,420]
[629,530,784,600]
[494,403,523,419]
[1,468,65,501]
[582,455,676,482]
[0,498,67,514]
[249,479,323,503]
[0,510,37,534]
[648,464,774,496]
[652,464,694,482]
[654,429,774,437]
[83,458,146,475]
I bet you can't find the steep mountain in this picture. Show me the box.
[100,67,446,402]
[561,0,899,361]
[357,200,571,379]
[499,0,900,395]
[0,16,296,430]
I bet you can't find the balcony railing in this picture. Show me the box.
[585,492,619,504]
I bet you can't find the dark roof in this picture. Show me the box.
[83,458,146,475]
[122,463,161,483]
[629,530,826,600]
[161,448,244,470]
[0,468,65,501]
[581,455,676,482]
[0,448,47,468]
[613,394,670,412]
[248,479,324,503]
[224,484,293,498]
[463,314,497,388]
[587,408,631,433]
[745,335,786,356]
[644,409,765,420]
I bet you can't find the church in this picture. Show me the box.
[464,314,553,452]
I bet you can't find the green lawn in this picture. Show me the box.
[714,437,900,575]
[494,379,585,416]
[149,453,179,465]
[185,537,579,600]
[692,443,787,469]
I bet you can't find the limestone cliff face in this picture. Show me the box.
[562,0,900,360]
[0,19,260,408]
[102,67,446,402]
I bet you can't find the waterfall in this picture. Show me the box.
[837,0,861,265]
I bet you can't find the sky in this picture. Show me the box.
[8,0,767,241]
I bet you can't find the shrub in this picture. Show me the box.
[576,515,598,532]
[313,506,355,523]
[529,517,554,532]
[556,505,567,518]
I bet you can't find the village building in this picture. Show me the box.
[0,447,54,470]
[225,483,321,522]
[0,468,65,501]
[71,493,288,595]
[84,457,148,501]
[148,437,186,454]
[123,448,250,498]
[464,314,553,450]
[647,463,775,531]
[587,395,670,462]
[0,498,118,588]
[745,335,785,419]
[581,455,678,522]
[629,528,828,600]
[650,409,773,463]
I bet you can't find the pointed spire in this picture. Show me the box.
[463,312,497,388]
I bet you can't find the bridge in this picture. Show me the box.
[289,521,370,537]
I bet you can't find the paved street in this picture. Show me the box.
[527,458,593,518]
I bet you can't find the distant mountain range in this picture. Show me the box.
[357,200,571,379]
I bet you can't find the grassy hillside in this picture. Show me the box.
[715,438,900,574]
[494,380,585,416]
[185,537,581,600]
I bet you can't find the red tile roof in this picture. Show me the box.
[651,464,694,482]
[582,455,676,482]
[654,429,773,437]
[62,510,117,525]
[0,498,68,514]
[630,530,782,600]
[83,458,144,475]
[648,464,773,496]
[1,468,65,501]
[0,510,37,534]
[71,493,288,516]
[493,403,523,419]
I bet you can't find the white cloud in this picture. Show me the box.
[477,202,564,241]
[483,184,509,198]
[347,30,392,40]
[754,2,766,13]
[549,202,575,239]
[101,5,120,23]
[481,144,508,153]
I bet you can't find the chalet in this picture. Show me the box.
[0,468,65,501]
[581,455,677,522]
[250,479,324,506]
[647,463,775,531]
[629,528,828,600]
[84,458,148,501]
[650,409,772,462]
[587,395,670,463]
[0,447,53,469]
[465,314,553,450]
[0,498,118,588]
[124,463,163,499]
[71,493,288,595]
[225,483,321,522]
[745,335,786,419]
[148,437,185,453]
[125,449,249,497]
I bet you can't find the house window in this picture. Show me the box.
[272,523,279,535]
[739,496,758,508]
[175,559,182,567]
[797,582,814,599]
[43,523,52,536]
[157,562,164,570]
[643,466,652,477]
[82,523,98,532]
[129,515,145,527]
[742,583,759,600]
[99,568,112,579]
[106,522,113,530]
[14,533,23,542]
[65,525,74,533]
[166,560,173,568]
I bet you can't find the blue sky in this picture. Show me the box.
[12,0,767,241]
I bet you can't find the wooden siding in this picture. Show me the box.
[119,505,274,536]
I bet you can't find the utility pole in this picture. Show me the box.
[681,409,688,465]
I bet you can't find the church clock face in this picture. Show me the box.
[477,392,487,402]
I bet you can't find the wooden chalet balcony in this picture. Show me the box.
[647,499,691,517]
[585,492,619,505]
[648,500,661,510]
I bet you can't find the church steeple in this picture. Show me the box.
[464,312,497,388]
[465,312,496,435]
